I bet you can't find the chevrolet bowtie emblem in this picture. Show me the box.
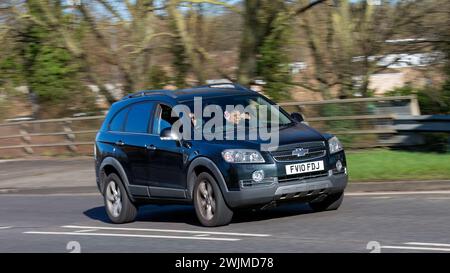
[292,148,308,157]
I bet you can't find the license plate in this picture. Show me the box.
[285,160,324,175]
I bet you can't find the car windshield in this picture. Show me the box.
[186,94,293,131]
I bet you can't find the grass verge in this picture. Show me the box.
[347,149,450,182]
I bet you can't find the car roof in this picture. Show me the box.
[120,83,257,103]
[103,84,265,132]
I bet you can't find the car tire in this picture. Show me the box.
[103,173,138,224]
[193,172,233,227]
[309,191,344,212]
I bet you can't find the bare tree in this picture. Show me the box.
[296,0,444,98]
[237,0,328,85]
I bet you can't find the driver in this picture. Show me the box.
[224,110,251,125]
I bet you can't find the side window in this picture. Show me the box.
[109,107,129,132]
[124,102,154,133]
[152,104,178,135]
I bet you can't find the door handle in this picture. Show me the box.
[182,141,192,149]
[145,144,157,151]
[115,140,125,146]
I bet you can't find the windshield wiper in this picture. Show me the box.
[279,122,295,127]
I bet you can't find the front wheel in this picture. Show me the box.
[193,172,233,227]
[103,173,138,224]
[309,191,344,212]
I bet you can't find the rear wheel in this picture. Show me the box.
[103,173,137,224]
[193,172,233,227]
[309,191,344,212]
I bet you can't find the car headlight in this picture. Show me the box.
[328,136,343,154]
[222,149,265,163]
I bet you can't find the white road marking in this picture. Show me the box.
[194,234,210,237]
[62,225,271,237]
[347,190,450,196]
[24,231,240,241]
[0,226,13,230]
[73,229,98,233]
[0,159,28,163]
[405,242,450,247]
[381,245,450,252]
[2,193,98,197]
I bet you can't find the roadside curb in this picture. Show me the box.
[0,186,98,195]
[348,180,450,192]
[0,156,93,164]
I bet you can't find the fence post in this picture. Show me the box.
[19,124,33,154]
[410,95,421,116]
[63,121,77,152]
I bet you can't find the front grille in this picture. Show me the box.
[270,141,327,162]
[278,170,328,183]
[272,150,326,162]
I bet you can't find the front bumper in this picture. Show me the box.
[222,172,348,208]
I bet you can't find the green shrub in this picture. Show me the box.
[420,133,450,153]
[29,45,79,102]
[257,19,292,101]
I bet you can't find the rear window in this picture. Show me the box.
[109,107,129,132]
[124,102,154,133]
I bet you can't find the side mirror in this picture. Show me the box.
[160,127,181,141]
[291,112,304,123]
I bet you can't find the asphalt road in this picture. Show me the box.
[1,191,450,253]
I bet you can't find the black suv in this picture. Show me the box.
[94,84,348,226]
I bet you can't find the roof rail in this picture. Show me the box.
[193,83,249,91]
[121,90,175,100]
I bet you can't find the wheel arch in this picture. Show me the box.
[99,157,135,202]
[186,157,229,203]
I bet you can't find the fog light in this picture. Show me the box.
[336,160,343,172]
[252,170,265,182]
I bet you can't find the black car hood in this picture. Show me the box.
[210,122,325,150]
[274,122,325,146]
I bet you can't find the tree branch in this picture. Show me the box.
[78,2,136,90]
[293,0,328,17]
[95,0,125,23]
[181,0,241,14]
[168,0,206,83]
[131,32,178,55]
[195,45,233,81]
[290,82,323,93]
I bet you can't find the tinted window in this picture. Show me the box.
[152,104,178,134]
[124,102,153,133]
[185,94,292,130]
[109,107,129,132]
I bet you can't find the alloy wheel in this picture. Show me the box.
[106,181,122,217]
[197,180,216,221]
